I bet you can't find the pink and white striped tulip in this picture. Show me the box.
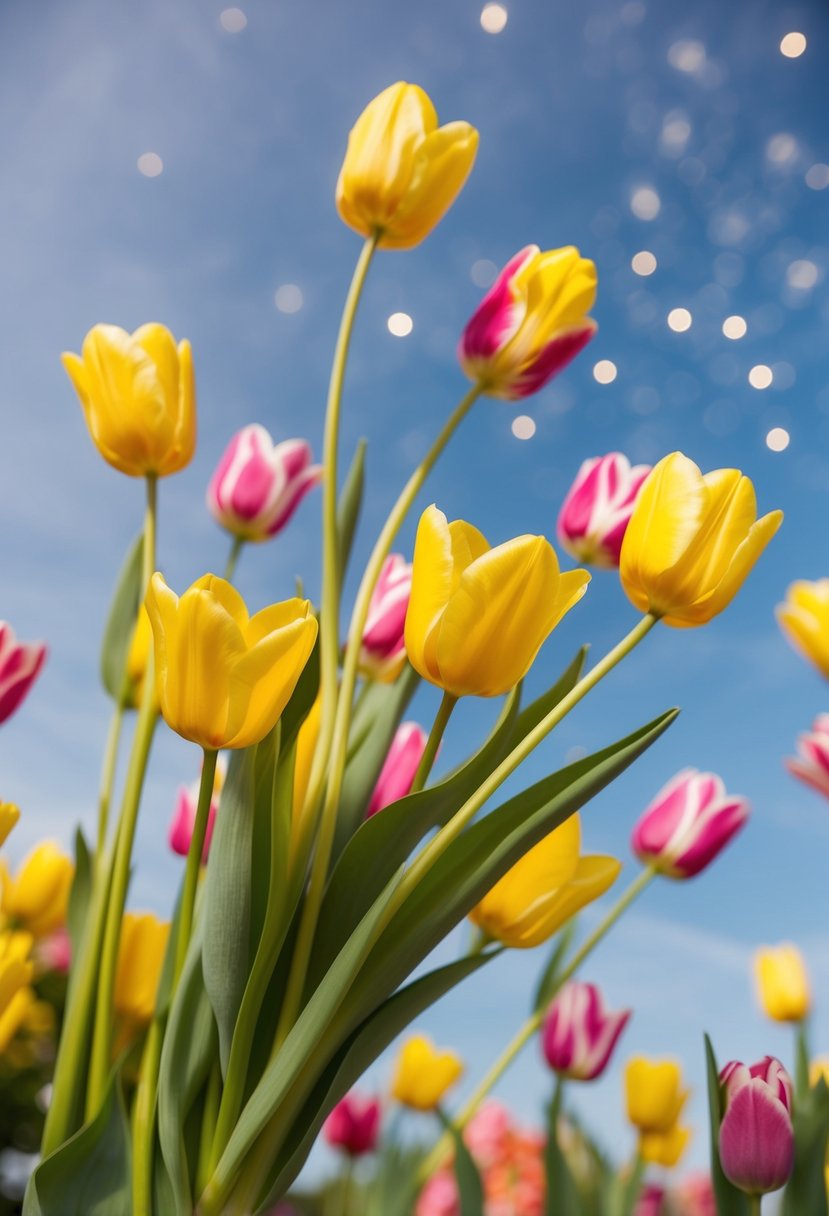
[631,769,749,880]
[0,624,47,726]
[786,713,829,799]
[357,554,412,682]
[366,722,428,817]
[557,453,651,569]
[322,1092,381,1157]
[718,1057,794,1196]
[207,424,322,542]
[458,245,597,400]
[541,980,631,1081]
[168,757,226,862]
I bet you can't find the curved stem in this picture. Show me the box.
[174,749,218,983]
[95,700,125,867]
[224,535,244,582]
[409,692,457,795]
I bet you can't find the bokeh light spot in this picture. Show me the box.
[387,312,413,337]
[749,364,773,389]
[480,4,508,33]
[766,427,790,451]
[274,284,303,313]
[667,308,692,332]
[137,152,163,177]
[593,359,617,384]
[779,32,806,58]
[511,415,536,440]
[630,186,661,220]
[631,250,657,276]
[470,259,498,288]
[722,315,747,340]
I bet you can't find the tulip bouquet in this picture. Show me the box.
[1,79,789,1216]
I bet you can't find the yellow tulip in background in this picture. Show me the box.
[640,1123,692,1168]
[0,802,20,847]
[145,574,318,751]
[114,912,170,1026]
[620,452,783,627]
[124,605,154,709]
[754,943,811,1023]
[625,1056,689,1134]
[0,843,73,938]
[336,81,479,250]
[392,1034,465,1111]
[62,323,196,478]
[405,505,590,699]
[777,579,829,680]
[469,814,621,948]
[0,930,33,1019]
[0,986,36,1054]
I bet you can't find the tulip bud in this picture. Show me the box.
[786,713,829,799]
[169,756,226,861]
[336,82,479,250]
[114,912,170,1026]
[391,1034,464,1111]
[0,803,20,848]
[557,454,651,569]
[323,1092,382,1157]
[754,943,810,1022]
[367,722,428,817]
[625,1056,689,1134]
[0,624,47,727]
[620,452,782,627]
[777,579,829,679]
[631,769,749,879]
[357,554,412,682]
[207,425,322,544]
[0,843,74,938]
[718,1056,794,1196]
[542,981,631,1081]
[459,246,597,400]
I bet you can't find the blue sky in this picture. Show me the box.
[1,0,829,1187]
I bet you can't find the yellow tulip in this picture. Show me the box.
[777,580,829,679]
[404,505,589,698]
[292,693,322,852]
[145,574,318,750]
[123,604,154,709]
[114,912,170,1025]
[0,986,34,1054]
[640,1123,692,1168]
[468,815,621,948]
[62,323,196,478]
[625,1056,689,1134]
[619,452,783,627]
[391,1034,464,1110]
[0,843,73,938]
[336,82,479,250]
[0,930,33,1018]
[810,1057,829,1090]
[0,802,19,847]
[754,943,810,1022]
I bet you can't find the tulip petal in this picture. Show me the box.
[720,1080,794,1194]
[380,121,479,249]
[173,586,247,749]
[227,615,318,748]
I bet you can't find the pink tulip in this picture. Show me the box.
[556,454,651,569]
[168,757,226,862]
[322,1092,381,1157]
[786,713,829,799]
[541,981,631,1081]
[635,1184,666,1216]
[464,1102,512,1169]
[631,769,749,879]
[207,424,322,542]
[416,1173,458,1216]
[36,927,72,975]
[357,554,412,682]
[718,1056,794,1196]
[676,1173,716,1216]
[0,623,47,725]
[366,722,428,817]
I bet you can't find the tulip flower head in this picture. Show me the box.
[777,579,829,679]
[357,554,412,682]
[0,931,33,1020]
[557,453,651,569]
[786,714,829,799]
[640,1123,692,1168]
[405,505,589,699]
[323,1092,382,1157]
[631,769,749,880]
[114,912,170,1026]
[718,1056,794,1196]
[459,245,598,400]
[392,1034,464,1111]
[367,722,428,817]
[145,574,318,751]
[469,814,620,948]
[169,756,226,861]
[207,425,322,543]
[620,452,783,627]
[542,980,631,1080]
[62,323,195,478]
[336,82,478,250]
[0,803,20,848]
[0,624,47,727]
[625,1056,689,1134]
[0,985,36,1055]
[635,1184,667,1216]
[0,843,73,938]
[36,927,71,976]
[754,943,810,1023]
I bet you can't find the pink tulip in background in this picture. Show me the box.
[322,1092,381,1157]
[675,1173,716,1215]
[169,757,226,861]
[786,713,829,799]
[542,981,631,1081]
[718,1056,794,1196]
[556,453,651,569]
[357,554,412,682]
[207,424,322,542]
[0,623,47,726]
[367,722,428,817]
[635,1184,666,1216]
[631,769,749,879]
[36,927,72,975]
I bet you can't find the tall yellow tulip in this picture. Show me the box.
[777,580,829,679]
[625,1056,689,1134]
[336,82,479,250]
[0,843,73,938]
[404,505,589,698]
[469,814,620,948]
[620,452,782,627]
[114,912,170,1025]
[62,323,195,478]
[391,1034,464,1110]
[754,943,811,1022]
[145,574,318,750]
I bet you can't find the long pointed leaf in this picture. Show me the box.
[100,532,143,702]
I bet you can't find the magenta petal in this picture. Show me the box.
[719,1081,794,1195]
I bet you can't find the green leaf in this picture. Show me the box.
[615,1152,646,1216]
[23,1071,130,1216]
[202,747,257,1075]
[100,531,143,702]
[782,1076,829,1216]
[66,827,92,959]
[704,1035,749,1216]
[532,919,578,1015]
[336,438,367,583]
[544,1080,581,1216]
[438,1109,485,1216]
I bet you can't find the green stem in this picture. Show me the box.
[196,1063,223,1198]
[335,1156,353,1216]
[749,1196,762,1216]
[174,749,218,983]
[132,1016,164,1216]
[224,535,244,582]
[409,693,457,795]
[95,700,125,867]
